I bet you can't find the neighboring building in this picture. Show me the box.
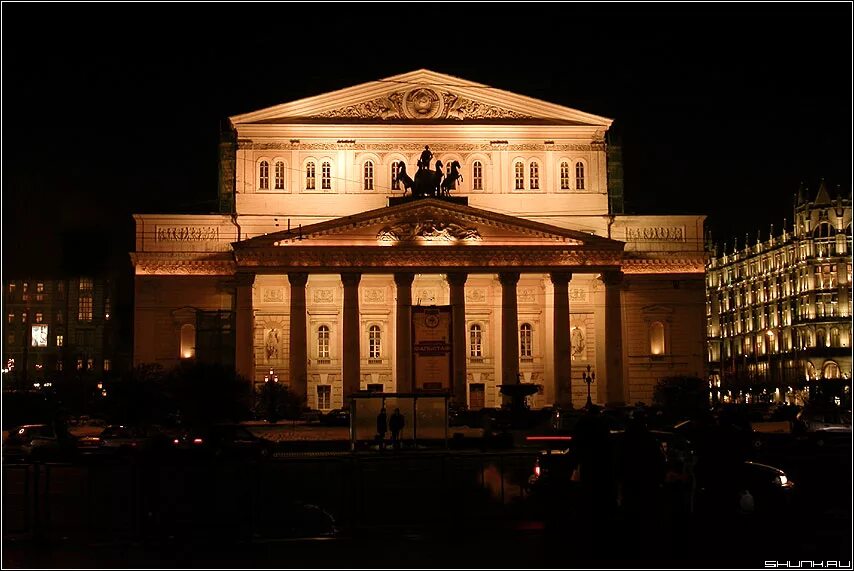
[2,276,120,389]
[130,70,707,411]
[706,181,852,402]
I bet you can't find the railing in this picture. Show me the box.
[3,450,537,542]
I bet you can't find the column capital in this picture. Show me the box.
[601,270,624,286]
[341,272,362,287]
[549,271,573,286]
[287,272,309,287]
[393,272,415,287]
[445,272,468,287]
[498,271,520,286]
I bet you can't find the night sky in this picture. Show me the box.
[2,3,851,279]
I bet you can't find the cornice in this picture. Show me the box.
[130,253,235,276]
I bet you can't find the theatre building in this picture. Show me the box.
[130,70,707,411]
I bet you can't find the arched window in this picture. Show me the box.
[258,161,269,190]
[650,321,665,355]
[274,161,285,190]
[514,162,525,190]
[369,325,381,359]
[470,324,482,357]
[520,323,533,358]
[575,161,585,190]
[529,161,540,190]
[830,327,840,347]
[318,325,330,358]
[391,161,400,190]
[822,361,840,379]
[560,161,570,190]
[306,162,316,190]
[363,161,374,190]
[816,328,826,348]
[472,161,483,191]
[180,323,195,359]
[321,161,332,190]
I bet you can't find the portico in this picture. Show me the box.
[232,198,626,407]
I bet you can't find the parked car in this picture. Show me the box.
[795,406,851,433]
[99,425,154,452]
[169,424,272,459]
[320,408,350,427]
[525,428,794,520]
[3,423,78,461]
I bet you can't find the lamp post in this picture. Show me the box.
[582,364,595,408]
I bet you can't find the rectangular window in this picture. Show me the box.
[306,163,316,190]
[274,162,285,190]
[35,313,43,323]
[321,162,331,190]
[317,385,331,410]
[56,334,63,347]
[104,359,111,372]
[87,358,94,371]
[259,161,269,190]
[8,283,15,294]
[520,325,533,358]
[105,297,111,320]
[77,359,83,371]
[369,326,381,359]
[318,327,330,359]
[363,162,374,191]
[391,162,400,190]
[470,326,483,358]
[514,163,525,190]
[560,163,570,190]
[529,163,539,190]
[7,313,12,324]
[78,278,93,321]
[472,162,483,191]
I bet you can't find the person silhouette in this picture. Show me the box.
[376,406,388,450]
[419,145,432,171]
[389,408,405,450]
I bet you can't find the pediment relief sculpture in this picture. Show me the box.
[377,219,482,243]
[311,87,533,121]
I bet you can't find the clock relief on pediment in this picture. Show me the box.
[312,289,335,304]
[311,87,534,121]
[377,220,481,243]
[362,288,386,304]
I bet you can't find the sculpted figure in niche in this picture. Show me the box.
[266,329,280,361]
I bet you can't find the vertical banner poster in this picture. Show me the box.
[412,306,452,391]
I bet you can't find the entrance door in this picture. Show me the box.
[469,383,485,410]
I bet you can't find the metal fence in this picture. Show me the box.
[3,450,538,542]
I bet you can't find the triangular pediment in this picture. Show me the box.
[229,69,612,126]
[235,199,624,250]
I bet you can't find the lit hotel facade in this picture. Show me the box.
[706,182,852,398]
[130,70,707,411]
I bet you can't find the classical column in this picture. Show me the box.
[234,272,255,383]
[394,272,415,393]
[288,273,309,400]
[447,272,468,405]
[551,272,572,408]
[602,270,626,406]
[499,272,521,403]
[341,272,362,397]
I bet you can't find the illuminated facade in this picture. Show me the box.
[706,182,852,397]
[131,70,707,410]
[2,277,120,389]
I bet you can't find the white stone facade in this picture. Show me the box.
[131,70,707,410]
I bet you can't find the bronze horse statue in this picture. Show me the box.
[397,163,415,197]
[412,160,444,198]
[440,160,462,196]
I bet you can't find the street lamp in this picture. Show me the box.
[582,364,595,408]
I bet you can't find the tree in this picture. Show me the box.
[254,381,305,423]
[165,361,253,428]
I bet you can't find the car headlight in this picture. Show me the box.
[774,474,792,487]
